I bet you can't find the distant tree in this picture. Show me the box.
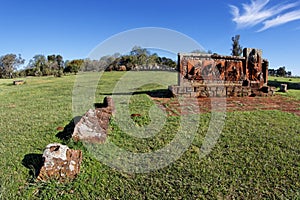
[106,56,117,66]
[147,53,159,65]
[56,55,64,70]
[268,68,275,76]
[47,55,56,63]
[231,35,243,56]
[118,55,135,70]
[0,54,25,78]
[269,66,290,77]
[130,46,150,57]
[97,55,117,71]
[47,54,57,71]
[137,53,147,66]
[159,57,176,68]
[28,54,48,76]
[46,54,64,76]
[64,59,84,74]
[276,66,287,77]
[82,58,101,72]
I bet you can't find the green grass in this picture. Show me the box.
[268,76,300,100]
[268,76,300,83]
[0,72,299,199]
[276,89,300,100]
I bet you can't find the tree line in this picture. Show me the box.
[268,66,292,77]
[0,46,177,78]
[1,36,294,78]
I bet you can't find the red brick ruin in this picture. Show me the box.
[169,48,275,97]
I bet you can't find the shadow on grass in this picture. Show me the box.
[268,80,300,90]
[56,116,81,142]
[22,116,83,182]
[22,153,44,181]
[99,89,173,98]
[94,98,111,108]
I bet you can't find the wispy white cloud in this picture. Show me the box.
[230,0,300,31]
[258,10,300,31]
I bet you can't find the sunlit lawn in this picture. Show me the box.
[0,72,299,199]
[268,76,300,83]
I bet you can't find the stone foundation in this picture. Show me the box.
[169,84,275,98]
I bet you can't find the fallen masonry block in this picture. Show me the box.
[13,80,25,85]
[72,96,114,143]
[280,84,287,92]
[37,143,82,182]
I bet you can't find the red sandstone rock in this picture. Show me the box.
[72,96,114,143]
[103,96,115,115]
[37,143,82,182]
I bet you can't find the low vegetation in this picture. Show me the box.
[0,72,299,199]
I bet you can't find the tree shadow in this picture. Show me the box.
[146,89,173,98]
[56,116,81,142]
[268,80,300,90]
[22,153,44,181]
[99,89,173,98]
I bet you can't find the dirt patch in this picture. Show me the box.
[152,95,300,117]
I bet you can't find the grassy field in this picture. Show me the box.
[268,76,300,83]
[268,76,300,100]
[276,89,300,100]
[0,72,299,199]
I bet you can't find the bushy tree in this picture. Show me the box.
[231,35,243,56]
[56,55,64,70]
[27,54,47,76]
[159,57,176,68]
[0,54,24,78]
[47,54,64,71]
[276,66,287,77]
[64,59,84,74]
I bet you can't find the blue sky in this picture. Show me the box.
[1,0,300,75]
